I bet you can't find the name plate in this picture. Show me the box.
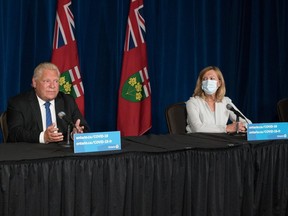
[73,131,121,153]
[247,122,288,141]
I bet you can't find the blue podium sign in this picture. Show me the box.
[73,131,121,153]
[247,122,288,141]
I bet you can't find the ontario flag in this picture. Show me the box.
[117,0,152,136]
[51,0,85,115]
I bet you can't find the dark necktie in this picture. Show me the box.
[44,101,52,128]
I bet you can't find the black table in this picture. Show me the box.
[0,133,287,216]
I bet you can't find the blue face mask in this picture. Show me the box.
[201,80,218,95]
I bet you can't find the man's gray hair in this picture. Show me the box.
[33,62,60,80]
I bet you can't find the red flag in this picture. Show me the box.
[51,0,85,115]
[117,0,152,136]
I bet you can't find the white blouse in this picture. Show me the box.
[186,96,251,133]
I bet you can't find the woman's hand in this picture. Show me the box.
[226,122,246,133]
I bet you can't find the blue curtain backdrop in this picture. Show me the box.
[0,0,287,139]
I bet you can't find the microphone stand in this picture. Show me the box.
[236,115,239,134]
[61,124,73,148]
[230,114,246,137]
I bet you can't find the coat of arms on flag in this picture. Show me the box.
[121,67,151,102]
[117,0,152,136]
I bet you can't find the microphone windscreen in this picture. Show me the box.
[226,104,233,110]
[58,111,66,119]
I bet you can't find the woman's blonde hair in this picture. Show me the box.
[193,66,226,102]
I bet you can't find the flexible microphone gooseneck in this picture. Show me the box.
[226,104,249,135]
[226,104,247,122]
[58,111,76,128]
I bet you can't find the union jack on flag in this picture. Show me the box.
[124,3,146,51]
[53,1,76,49]
[51,0,85,115]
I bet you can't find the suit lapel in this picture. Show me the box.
[28,90,43,131]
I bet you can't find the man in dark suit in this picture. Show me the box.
[7,62,89,143]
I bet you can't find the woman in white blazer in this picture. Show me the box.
[186,66,251,133]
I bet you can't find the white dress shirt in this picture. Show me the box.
[36,96,57,143]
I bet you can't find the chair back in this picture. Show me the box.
[0,111,8,143]
[165,102,187,134]
[277,98,288,122]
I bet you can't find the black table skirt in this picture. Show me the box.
[0,133,288,216]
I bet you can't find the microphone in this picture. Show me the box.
[58,111,76,128]
[226,104,247,121]
[58,111,74,148]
